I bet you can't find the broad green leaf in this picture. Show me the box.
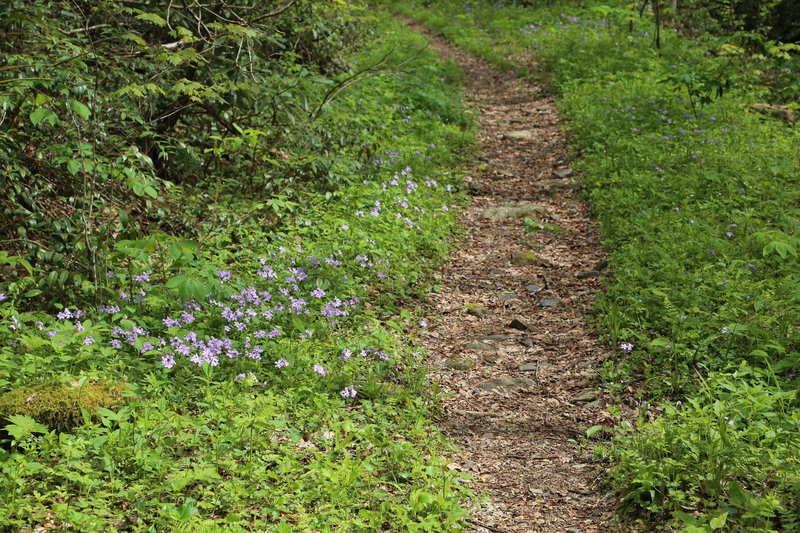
[135,12,167,27]
[709,512,728,530]
[67,99,91,120]
[586,425,604,438]
[5,414,48,439]
[30,107,58,126]
[67,159,81,176]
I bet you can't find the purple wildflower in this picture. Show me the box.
[619,343,634,351]
[275,358,289,368]
[313,363,328,376]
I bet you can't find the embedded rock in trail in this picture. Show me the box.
[446,357,477,370]
[554,168,574,178]
[482,351,502,364]
[465,305,491,318]
[594,259,609,271]
[511,251,538,266]
[577,270,600,279]
[572,390,601,403]
[539,297,561,308]
[463,341,497,352]
[480,334,511,341]
[585,398,606,409]
[526,283,544,294]
[477,376,535,391]
[502,130,536,141]
[508,317,535,332]
[496,291,519,303]
[482,203,545,220]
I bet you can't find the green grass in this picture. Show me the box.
[376,1,800,531]
[0,16,479,531]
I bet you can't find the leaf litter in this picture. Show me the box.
[405,20,623,533]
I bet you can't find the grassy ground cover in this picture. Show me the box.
[378,1,800,531]
[0,15,478,531]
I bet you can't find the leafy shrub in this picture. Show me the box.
[0,0,369,304]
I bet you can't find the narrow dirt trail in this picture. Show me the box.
[411,26,618,533]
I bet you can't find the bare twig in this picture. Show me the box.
[247,0,298,24]
[59,23,112,35]
[309,46,403,122]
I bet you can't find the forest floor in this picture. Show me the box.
[407,21,621,533]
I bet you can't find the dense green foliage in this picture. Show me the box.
[0,3,479,529]
[378,0,800,531]
[1,0,377,303]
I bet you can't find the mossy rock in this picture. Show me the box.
[0,381,127,433]
[510,251,539,266]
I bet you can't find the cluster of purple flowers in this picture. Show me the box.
[3,154,456,407]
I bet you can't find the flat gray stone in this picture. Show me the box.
[508,317,535,332]
[496,291,519,303]
[511,251,539,266]
[480,334,511,341]
[555,168,574,178]
[576,270,600,279]
[519,338,534,348]
[483,203,546,220]
[477,376,535,391]
[539,298,561,308]
[463,341,497,352]
[526,283,544,294]
[585,398,606,409]
[482,351,501,364]
[503,130,535,141]
[519,362,540,372]
[465,305,491,318]
[446,358,476,370]
[572,390,601,403]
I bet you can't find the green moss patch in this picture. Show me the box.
[0,381,126,433]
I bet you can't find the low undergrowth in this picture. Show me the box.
[0,13,478,531]
[379,0,800,531]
